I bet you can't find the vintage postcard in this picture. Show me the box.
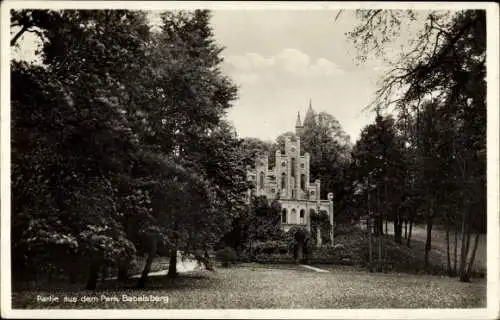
[1,1,499,319]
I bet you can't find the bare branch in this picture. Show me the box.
[26,28,45,39]
[10,24,30,46]
[334,10,344,22]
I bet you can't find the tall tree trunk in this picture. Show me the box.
[459,230,472,282]
[407,218,413,247]
[424,203,434,269]
[458,205,470,282]
[445,213,453,277]
[395,221,403,244]
[378,216,383,236]
[465,230,481,279]
[86,260,100,290]
[118,259,130,282]
[394,211,402,244]
[453,213,459,275]
[459,216,473,282]
[69,261,78,284]
[393,218,398,241]
[168,247,178,278]
[136,237,158,288]
[136,252,155,288]
[368,216,374,272]
[377,231,383,272]
[424,215,433,269]
[404,218,408,239]
[384,181,388,235]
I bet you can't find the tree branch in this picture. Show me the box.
[11,24,30,46]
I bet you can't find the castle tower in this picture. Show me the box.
[295,112,303,136]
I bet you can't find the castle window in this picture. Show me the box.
[300,174,306,190]
[301,163,305,168]
[281,209,287,223]
[291,209,296,223]
[300,209,305,224]
[281,173,286,190]
[291,158,296,178]
[259,172,265,189]
[281,161,286,167]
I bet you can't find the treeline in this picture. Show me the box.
[11,9,251,289]
[347,9,486,282]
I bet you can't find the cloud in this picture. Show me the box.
[223,49,344,85]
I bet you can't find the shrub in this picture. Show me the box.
[215,246,238,267]
[254,253,295,264]
[250,240,290,255]
[237,250,252,263]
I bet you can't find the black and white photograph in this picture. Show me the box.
[1,1,499,319]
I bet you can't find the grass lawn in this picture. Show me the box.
[12,263,486,309]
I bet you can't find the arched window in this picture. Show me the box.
[259,171,265,189]
[291,208,296,223]
[281,208,287,223]
[291,158,296,178]
[299,209,305,224]
[300,174,306,190]
[281,172,286,190]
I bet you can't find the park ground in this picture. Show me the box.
[12,263,485,309]
[12,223,487,309]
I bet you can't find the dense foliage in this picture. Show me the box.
[11,9,247,288]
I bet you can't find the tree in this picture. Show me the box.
[239,137,274,168]
[11,9,243,289]
[351,114,404,237]
[347,9,486,281]
[299,111,352,222]
[11,10,152,287]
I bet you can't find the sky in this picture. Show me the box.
[12,9,417,144]
[210,9,390,143]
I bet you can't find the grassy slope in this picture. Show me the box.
[328,223,486,276]
[383,222,486,273]
[12,264,485,309]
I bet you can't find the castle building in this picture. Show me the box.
[246,101,334,241]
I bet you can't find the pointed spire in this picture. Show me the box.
[296,111,302,127]
[304,98,316,126]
